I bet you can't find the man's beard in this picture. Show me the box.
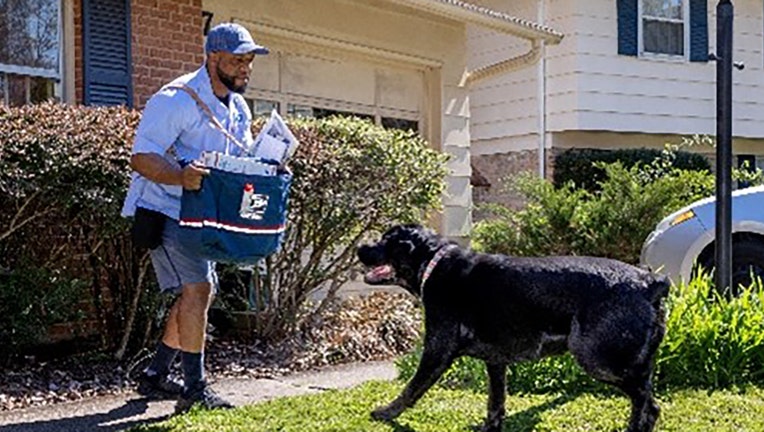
[217,66,247,93]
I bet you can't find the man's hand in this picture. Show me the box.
[182,164,210,191]
[130,153,209,189]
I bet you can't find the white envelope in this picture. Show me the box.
[249,110,299,164]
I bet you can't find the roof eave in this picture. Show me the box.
[390,0,563,44]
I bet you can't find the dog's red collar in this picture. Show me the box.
[421,245,458,291]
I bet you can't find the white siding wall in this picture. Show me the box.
[471,0,764,148]
[566,0,764,138]
[468,0,578,153]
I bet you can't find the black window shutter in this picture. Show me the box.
[82,0,133,107]
[617,0,638,56]
[689,0,709,62]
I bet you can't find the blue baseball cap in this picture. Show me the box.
[205,23,269,55]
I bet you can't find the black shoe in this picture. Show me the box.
[175,381,234,414]
[136,371,184,398]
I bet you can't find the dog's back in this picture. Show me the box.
[461,254,667,304]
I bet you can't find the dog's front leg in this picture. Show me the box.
[372,343,456,422]
[481,362,507,432]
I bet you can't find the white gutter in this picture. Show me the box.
[390,0,562,178]
[466,40,542,85]
[537,0,547,178]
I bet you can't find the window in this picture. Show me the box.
[640,0,686,56]
[0,0,61,105]
[618,0,707,62]
[289,105,374,122]
[247,98,279,118]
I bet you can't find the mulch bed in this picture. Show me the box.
[0,292,422,411]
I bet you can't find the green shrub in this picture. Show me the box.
[0,103,148,360]
[553,145,711,191]
[472,178,589,257]
[473,162,714,264]
[656,272,764,389]
[0,265,86,364]
[230,116,448,340]
[0,105,448,359]
[396,274,764,394]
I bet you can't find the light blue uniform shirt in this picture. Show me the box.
[121,66,254,220]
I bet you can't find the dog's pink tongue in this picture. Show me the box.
[365,265,393,283]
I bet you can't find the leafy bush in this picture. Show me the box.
[228,116,448,340]
[473,162,714,263]
[0,104,447,360]
[0,265,86,364]
[396,274,764,394]
[553,141,711,191]
[656,272,764,389]
[0,103,150,360]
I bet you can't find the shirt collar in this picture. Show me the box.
[189,64,225,109]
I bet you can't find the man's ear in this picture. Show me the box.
[207,52,220,67]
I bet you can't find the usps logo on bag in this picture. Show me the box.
[239,183,269,220]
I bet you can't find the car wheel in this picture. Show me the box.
[698,237,764,296]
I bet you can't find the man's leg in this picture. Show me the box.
[175,281,233,413]
[144,218,231,412]
[177,281,212,390]
[137,299,183,397]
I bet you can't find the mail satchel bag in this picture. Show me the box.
[170,84,293,264]
[179,167,292,264]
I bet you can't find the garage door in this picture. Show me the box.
[245,49,424,133]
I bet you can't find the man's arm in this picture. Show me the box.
[130,153,209,191]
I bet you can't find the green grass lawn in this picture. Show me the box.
[133,380,764,432]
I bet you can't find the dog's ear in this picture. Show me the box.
[391,240,415,255]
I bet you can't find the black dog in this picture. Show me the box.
[357,224,669,432]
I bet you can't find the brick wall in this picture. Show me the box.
[131,0,205,108]
[74,0,205,108]
[471,149,562,221]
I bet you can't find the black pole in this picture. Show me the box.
[715,0,733,293]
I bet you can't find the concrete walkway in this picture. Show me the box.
[0,360,397,432]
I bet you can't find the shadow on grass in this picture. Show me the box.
[499,392,577,432]
[387,420,417,432]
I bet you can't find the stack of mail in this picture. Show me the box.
[198,109,299,177]
[247,109,299,165]
[199,151,277,176]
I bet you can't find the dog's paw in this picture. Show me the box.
[371,406,400,422]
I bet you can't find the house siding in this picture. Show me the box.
[556,0,764,138]
[470,0,764,140]
[468,0,577,144]
[470,0,764,214]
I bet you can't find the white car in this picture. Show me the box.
[640,184,764,290]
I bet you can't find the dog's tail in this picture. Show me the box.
[643,272,671,304]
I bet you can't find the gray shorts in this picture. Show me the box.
[150,218,218,294]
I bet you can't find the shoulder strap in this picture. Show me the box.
[166,83,248,152]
